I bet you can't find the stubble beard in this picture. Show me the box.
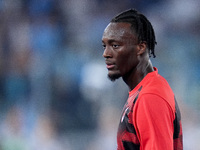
[108,73,121,82]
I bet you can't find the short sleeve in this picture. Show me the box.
[133,94,175,150]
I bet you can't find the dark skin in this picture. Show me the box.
[102,22,154,90]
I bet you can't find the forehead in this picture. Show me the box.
[102,22,135,41]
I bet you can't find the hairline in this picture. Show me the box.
[109,21,140,43]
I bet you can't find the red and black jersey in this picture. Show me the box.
[117,67,183,150]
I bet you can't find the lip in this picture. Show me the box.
[106,64,115,69]
[105,61,115,69]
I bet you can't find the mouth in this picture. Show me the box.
[105,61,115,70]
[106,64,115,69]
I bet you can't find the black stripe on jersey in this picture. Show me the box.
[124,111,137,134]
[123,141,140,150]
[133,86,143,104]
[173,97,181,139]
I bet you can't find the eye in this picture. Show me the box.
[112,44,119,48]
[102,44,106,49]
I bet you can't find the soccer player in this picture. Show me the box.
[102,9,183,150]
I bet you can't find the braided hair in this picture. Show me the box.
[111,9,157,58]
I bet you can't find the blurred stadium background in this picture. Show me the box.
[0,0,199,149]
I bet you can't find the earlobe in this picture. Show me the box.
[137,42,147,55]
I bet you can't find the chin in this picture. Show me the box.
[108,73,121,82]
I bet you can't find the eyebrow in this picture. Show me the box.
[102,39,120,44]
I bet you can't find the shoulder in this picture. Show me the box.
[134,93,176,121]
[138,74,176,112]
[144,71,174,96]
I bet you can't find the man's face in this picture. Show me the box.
[102,22,140,81]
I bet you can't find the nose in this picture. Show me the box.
[102,46,112,58]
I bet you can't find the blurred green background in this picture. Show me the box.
[0,0,199,149]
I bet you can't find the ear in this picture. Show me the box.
[137,41,147,55]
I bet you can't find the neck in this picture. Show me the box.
[122,58,154,91]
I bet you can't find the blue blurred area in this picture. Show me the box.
[0,0,199,149]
